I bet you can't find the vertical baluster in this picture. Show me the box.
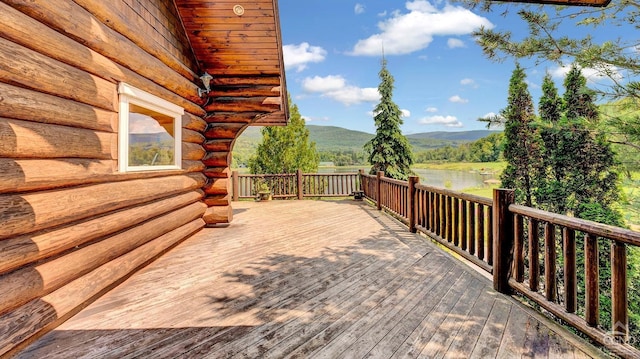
[513,214,524,283]
[452,197,459,246]
[564,228,577,313]
[544,223,556,301]
[460,200,468,251]
[612,240,628,341]
[529,218,540,292]
[585,233,599,327]
[438,193,445,237]
[477,204,485,261]
[487,207,493,265]
[446,196,453,242]
[468,202,476,255]
[429,192,435,232]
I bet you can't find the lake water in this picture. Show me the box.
[324,166,498,191]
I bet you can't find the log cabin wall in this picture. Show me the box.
[0,0,209,356]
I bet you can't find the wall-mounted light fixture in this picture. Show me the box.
[198,72,213,97]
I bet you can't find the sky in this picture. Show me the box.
[277,0,625,134]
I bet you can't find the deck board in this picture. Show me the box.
[17,200,608,359]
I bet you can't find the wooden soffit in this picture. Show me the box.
[175,0,288,125]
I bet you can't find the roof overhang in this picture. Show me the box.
[175,0,289,125]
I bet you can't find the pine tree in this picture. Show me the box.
[499,64,544,207]
[249,96,319,174]
[560,65,622,224]
[537,73,567,213]
[364,59,413,180]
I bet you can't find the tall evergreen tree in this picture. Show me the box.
[560,66,622,224]
[537,73,567,213]
[498,64,544,206]
[249,96,319,174]
[365,59,413,180]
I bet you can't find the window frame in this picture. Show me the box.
[118,83,183,172]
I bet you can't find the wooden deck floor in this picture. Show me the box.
[18,200,608,359]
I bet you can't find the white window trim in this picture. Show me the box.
[118,83,183,172]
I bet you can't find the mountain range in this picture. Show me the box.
[236,125,501,153]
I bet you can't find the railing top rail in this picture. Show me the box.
[510,203,640,246]
[237,173,295,178]
[415,183,493,206]
[302,172,359,176]
[380,177,408,186]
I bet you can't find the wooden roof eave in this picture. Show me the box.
[174,0,289,126]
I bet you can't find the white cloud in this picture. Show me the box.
[549,64,622,84]
[425,106,438,113]
[350,0,493,56]
[447,38,465,49]
[355,3,365,14]
[283,42,327,72]
[129,113,167,134]
[302,115,330,122]
[419,115,463,127]
[481,112,498,119]
[302,75,379,105]
[460,78,475,86]
[449,95,468,103]
[401,109,411,117]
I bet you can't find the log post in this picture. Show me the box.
[358,169,365,194]
[376,171,383,211]
[232,171,239,201]
[585,233,599,327]
[408,176,419,233]
[297,169,303,200]
[611,240,628,342]
[492,188,515,293]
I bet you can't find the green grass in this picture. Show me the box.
[413,161,507,173]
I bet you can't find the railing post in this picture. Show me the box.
[232,170,239,201]
[358,169,364,193]
[376,171,383,211]
[611,240,628,342]
[297,169,303,200]
[492,188,515,294]
[408,176,419,233]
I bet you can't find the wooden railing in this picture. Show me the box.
[361,170,640,358]
[231,170,360,200]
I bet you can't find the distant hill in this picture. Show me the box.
[234,125,501,154]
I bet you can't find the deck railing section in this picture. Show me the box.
[506,204,640,359]
[361,170,640,358]
[231,170,360,200]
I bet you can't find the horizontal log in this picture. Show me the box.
[182,142,206,161]
[182,113,207,132]
[0,218,204,358]
[205,99,281,113]
[204,123,246,139]
[182,128,205,144]
[0,2,204,116]
[203,178,230,195]
[205,112,259,123]
[182,160,206,172]
[203,205,233,224]
[202,152,231,167]
[208,86,281,97]
[0,37,116,112]
[204,194,232,207]
[252,110,287,125]
[0,173,206,239]
[0,202,206,317]
[0,118,115,159]
[0,82,115,132]
[203,166,231,179]
[0,191,203,275]
[70,0,198,81]
[203,139,234,152]
[0,159,208,194]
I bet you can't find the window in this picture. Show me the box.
[118,83,183,172]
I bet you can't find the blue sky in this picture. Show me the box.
[278,0,623,134]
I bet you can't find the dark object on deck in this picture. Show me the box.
[352,190,365,200]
